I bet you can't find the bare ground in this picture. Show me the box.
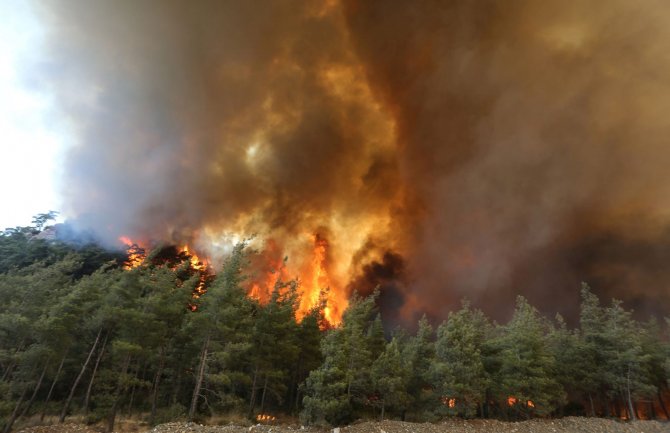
[15,418,670,433]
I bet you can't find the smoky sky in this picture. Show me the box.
[34,0,670,323]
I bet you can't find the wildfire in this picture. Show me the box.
[119,236,146,270]
[119,233,350,324]
[249,252,290,303]
[119,237,211,307]
[180,245,210,299]
[297,234,335,322]
[441,396,456,408]
[507,396,534,408]
[247,233,348,325]
[255,414,276,422]
[181,244,208,271]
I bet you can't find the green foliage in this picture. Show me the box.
[301,291,380,425]
[370,338,410,419]
[492,296,566,418]
[401,315,435,420]
[1,216,668,428]
[431,301,491,418]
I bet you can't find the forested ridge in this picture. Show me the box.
[1,218,669,433]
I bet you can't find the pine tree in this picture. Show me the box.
[247,280,300,417]
[301,291,380,425]
[288,299,324,413]
[578,283,615,416]
[547,313,592,415]
[601,300,655,420]
[494,296,565,418]
[370,338,410,420]
[188,243,254,420]
[431,301,490,418]
[402,315,435,420]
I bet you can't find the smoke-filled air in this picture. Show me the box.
[35,0,670,324]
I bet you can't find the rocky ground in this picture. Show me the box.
[15,418,670,433]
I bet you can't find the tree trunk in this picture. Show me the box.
[188,335,209,421]
[150,350,165,424]
[634,401,642,420]
[84,332,108,415]
[658,388,670,420]
[614,396,623,419]
[248,365,259,418]
[588,393,595,417]
[3,387,28,433]
[171,370,182,406]
[289,357,302,413]
[601,392,611,418]
[259,375,269,414]
[19,359,50,420]
[60,328,103,423]
[381,400,385,421]
[346,355,354,398]
[41,351,67,422]
[1,341,26,383]
[293,383,301,413]
[128,361,147,417]
[106,354,132,433]
[625,366,637,421]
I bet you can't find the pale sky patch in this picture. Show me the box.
[0,0,67,230]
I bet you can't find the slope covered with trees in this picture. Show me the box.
[0,218,669,432]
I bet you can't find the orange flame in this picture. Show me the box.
[440,396,456,408]
[255,414,276,422]
[296,234,333,321]
[296,233,348,324]
[180,244,208,271]
[119,235,350,323]
[507,396,534,408]
[119,236,146,270]
[247,233,348,325]
[248,251,290,303]
[119,238,211,310]
[177,245,210,303]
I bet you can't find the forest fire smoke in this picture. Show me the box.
[37,0,670,322]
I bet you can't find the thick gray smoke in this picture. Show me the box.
[35,0,670,322]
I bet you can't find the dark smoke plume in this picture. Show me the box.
[34,0,670,322]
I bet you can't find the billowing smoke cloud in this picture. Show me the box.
[34,0,670,322]
[342,0,670,321]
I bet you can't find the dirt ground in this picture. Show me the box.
[15,418,670,433]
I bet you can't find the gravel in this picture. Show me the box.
[15,418,670,433]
